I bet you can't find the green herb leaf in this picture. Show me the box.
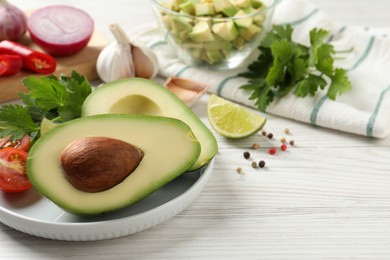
[1,70,92,142]
[0,105,40,140]
[19,92,45,121]
[309,28,330,46]
[239,47,273,79]
[271,38,296,63]
[313,43,335,76]
[21,71,92,123]
[290,56,308,82]
[22,76,67,112]
[266,58,286,87]
[58,71,92,121]
[239,24,352,112]
[261,24,293,48]
[294,74,327,97]
[327,68,352,100]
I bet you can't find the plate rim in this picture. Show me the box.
[0,159,214,241]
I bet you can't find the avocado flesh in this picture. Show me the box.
[81,78,218,171]
[27,114,201,215]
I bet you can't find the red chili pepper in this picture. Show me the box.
[0,54,23,76]
[0,40,56,74]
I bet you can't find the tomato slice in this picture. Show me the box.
[0,135,30,151]
[0,147,31,192]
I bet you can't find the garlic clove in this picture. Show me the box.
[132,43,159,79]
[96,40,135,83]
[164,77,211,107]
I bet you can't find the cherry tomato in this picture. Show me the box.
[0,135,30,151]
[0,147,31,192]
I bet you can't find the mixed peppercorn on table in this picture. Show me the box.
[1,0,390,259]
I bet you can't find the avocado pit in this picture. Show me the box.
[60,137,144,192]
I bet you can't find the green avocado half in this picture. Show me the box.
[81,77,218,171]
[27,114,201,215]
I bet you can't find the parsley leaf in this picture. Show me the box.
[240,25,352,112]
[21,71,92,122]
[0,71,92,142]
[327,68,352,100]
[0,105,40,140]
[261,24,293,48]
[56,71,93,121]
[310,28,330,46]
[22,76,68,113]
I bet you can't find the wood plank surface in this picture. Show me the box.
[0,31,107,103]
[1,0,390,259]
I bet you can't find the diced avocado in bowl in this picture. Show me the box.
[151,0,276,69]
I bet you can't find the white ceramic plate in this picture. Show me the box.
[0,160,214,241]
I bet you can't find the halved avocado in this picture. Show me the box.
[81,78,218,171]
[27,114,201,215]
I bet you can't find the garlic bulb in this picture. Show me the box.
[164,77,211,107]
[96,24,134,83]
[96,23,159,83]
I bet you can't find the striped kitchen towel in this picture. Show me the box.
[132,0,390,138]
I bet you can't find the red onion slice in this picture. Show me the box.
[27,5,94,56]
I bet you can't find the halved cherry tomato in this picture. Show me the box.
[0,135,30,151]
[0,147,31,192]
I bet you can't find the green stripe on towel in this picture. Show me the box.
[175,66,190,77]
[348,36,375,70]
[366,85,390,137]
[327,26,347,42]
[281,8,319,26]
[310,35,376,127]
[217,76,239,96]
[149,40,167,49]
[310,95,327,125]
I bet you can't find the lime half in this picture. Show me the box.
[40,118,58,136]
[207,94,267,138]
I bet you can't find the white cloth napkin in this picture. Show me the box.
[132,0,390,138]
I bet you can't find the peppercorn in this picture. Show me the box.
[267,133,273,139]
[258,160,266,168]
[251,143,260,149]
[289,140,295,146]
[251,161,258,168]
[268,147,276,155]
[236,167,243,174]
[243,151,250,159]
[284,128,290,134]
[281,144,287,151]
[262,130,267,136]
[280,137,286,143]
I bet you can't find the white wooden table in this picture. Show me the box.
[1,0,390,259]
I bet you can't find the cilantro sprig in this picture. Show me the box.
[240,24,352,112]
[0,105,40,140]
[0,71,92,142]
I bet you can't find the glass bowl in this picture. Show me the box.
[151,0,276,70]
